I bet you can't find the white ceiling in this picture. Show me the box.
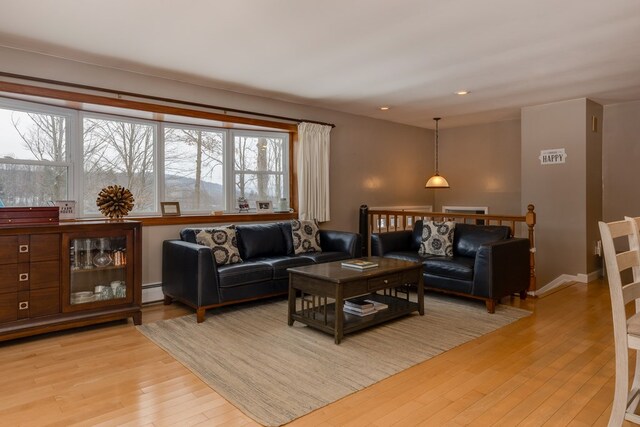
[0,0,639,129]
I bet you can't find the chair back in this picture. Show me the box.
[598,219,640,339]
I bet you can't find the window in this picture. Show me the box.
[164,125,225,212]
[83,115,156,215]
[0,100,72,206]
[0,96,290,216]
[232,131,289,208]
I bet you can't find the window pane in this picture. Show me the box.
[0,108,67,161]
[235,173,285,204]
[234,136,285,173]
[164,127,224,211]
[83,117,155,214]
[0,163,67,206]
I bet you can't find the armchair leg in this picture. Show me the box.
[163,295,173,305]
[196,308,206,323]
[485,299,496,314]
[519,290,528,300]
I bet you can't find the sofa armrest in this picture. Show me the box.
[162,239,221,307]
[472,238,530,299]
[371,231,413,256]
[320,230,362,258]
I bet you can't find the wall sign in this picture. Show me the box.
[539,148,567,165]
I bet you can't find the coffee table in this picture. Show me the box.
[287,257,424,344]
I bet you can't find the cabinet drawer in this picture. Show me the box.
[0,293,18,323]
[30,288,60,318]
[0,236,18,265]
[0,264,18,294]
[30,234,60,262]
[368,273,401,291]
[30,260,60,290]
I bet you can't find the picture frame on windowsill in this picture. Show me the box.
[160,202,181,216]
[255,200,273,213]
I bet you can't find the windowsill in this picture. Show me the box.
[124,211,298,226]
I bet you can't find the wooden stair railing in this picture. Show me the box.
[358,204,537,291]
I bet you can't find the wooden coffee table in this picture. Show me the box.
[287,257,424,344]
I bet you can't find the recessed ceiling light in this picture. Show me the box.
[379,106,390,111]
[455,90,470,96]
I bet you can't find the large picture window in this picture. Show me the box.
[0,96,289,216]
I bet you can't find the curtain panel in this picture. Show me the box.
[297,122,331,222]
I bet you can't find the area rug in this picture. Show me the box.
[137,295,530,426]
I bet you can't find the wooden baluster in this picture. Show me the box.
[526,204,537,292]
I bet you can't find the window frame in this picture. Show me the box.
[0,88,296,220]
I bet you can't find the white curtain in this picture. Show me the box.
[297,122,331,222]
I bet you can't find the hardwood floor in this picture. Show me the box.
[0,279,631,426]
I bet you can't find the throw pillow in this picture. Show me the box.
[418,220,456,257]
[196,226,243,265]
[291,219,322,254]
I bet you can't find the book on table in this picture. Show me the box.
[344,297,375,310]
[364,299,389,311]
[343,306,376,316]
[341,259,379,270]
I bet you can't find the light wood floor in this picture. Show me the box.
[0,279,632,426]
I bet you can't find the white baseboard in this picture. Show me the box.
[142,283,164,304]
[530,269,602,297]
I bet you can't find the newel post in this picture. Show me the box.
[526,204,537,292]
[359,205,369,256]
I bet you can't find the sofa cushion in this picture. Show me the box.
[423,256,474,281]
[382,251,426,264]
[454,223,511,257]
[195,227,242,266]
[252,255,314,280]
[419,221,456,257]
[236,223,288,259]
[297,251,351,264]
[217,261,273,288]
[410,220,424,251]
[180,228,200,244]
[291,219,322,254]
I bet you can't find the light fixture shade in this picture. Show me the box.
[425,173,450,188]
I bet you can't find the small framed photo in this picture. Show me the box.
[161,202,181,216]
[255,200,273,213]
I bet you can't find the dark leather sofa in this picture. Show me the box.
[162,222,362,322]
[371,220,529,312]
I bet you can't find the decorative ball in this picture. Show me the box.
[96,185,135,219]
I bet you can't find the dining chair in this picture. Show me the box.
[599,218,640,425]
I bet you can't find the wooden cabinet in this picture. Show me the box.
[0,220,141,341]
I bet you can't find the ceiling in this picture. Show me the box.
[0,0,639,129]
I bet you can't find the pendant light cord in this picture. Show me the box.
[434,117,441,174]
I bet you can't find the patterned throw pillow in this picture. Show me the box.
[291,219,322,254]
[195,226,243,265]
[418,220,456,257]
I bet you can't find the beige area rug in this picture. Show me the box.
[137,295,530,426]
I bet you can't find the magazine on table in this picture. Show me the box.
[341,259,379,270]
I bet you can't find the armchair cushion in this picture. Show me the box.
[419,220,456,257]
[195,226,242,265]
[454,223,510,257]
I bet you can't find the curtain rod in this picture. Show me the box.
[0,71,336,128]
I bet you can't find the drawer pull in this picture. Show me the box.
[19,273,29,281]
[18,301,29,310]
[383,279,388,284]
[19,244,29,253]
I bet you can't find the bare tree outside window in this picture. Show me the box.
[83,117,155,214]
[164,127,224,211]
[234,134,285,207]
[0,109,70,206]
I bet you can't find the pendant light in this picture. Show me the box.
[425,117,450,189]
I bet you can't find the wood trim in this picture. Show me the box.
[0,80,298,131]
[60,212,298,227]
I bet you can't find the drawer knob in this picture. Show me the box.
[19,273,29,281]
[18,301,29,310]
[383,279,388,284]
[19,244,29,253]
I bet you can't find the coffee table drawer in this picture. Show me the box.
[368,273,401,291]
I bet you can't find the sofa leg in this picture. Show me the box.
[196,308,206,323]
[163,295,173,305]
[519,290,528,300]
[485,299,496,314]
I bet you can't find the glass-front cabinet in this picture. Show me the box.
[65,232,134,309]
